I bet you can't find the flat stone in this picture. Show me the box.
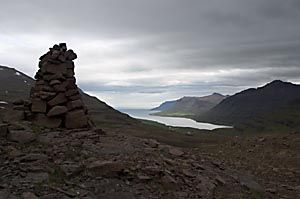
[20,153,48,162]
[42,63,67,75]
[48,93,67,107]
[68,94,81,101]
[66,68,75,78]
[49,80,61,86]
[169,148,184,156]
[44,73,66,81]
[13,99,24,105]
[31,99,47,113]
[65,109,88,129]
[65,89,78,97]
[67,99,83,110]
[47,106,68,117]
[7,130,36,144]
[22,192,38,199]
[0,123,9,137]
[65,60,74,69]
[66,77,76,89]
[86,160,125,177]
[26,172,49,183]
[34,114,62,128]
[240,175,264,193]
[65,49,77,60]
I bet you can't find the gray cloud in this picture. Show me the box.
[0,0,300,108]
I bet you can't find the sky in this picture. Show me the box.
[0,0,300,108]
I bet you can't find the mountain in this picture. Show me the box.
[153,93,227,117]
[151,100,176,111]
[0,65,135,126]
[196,80,300,130]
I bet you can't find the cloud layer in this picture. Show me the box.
[1,0,300,108]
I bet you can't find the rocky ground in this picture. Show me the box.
[0,120,278,199]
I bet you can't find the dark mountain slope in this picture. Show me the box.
[197,80,300,129]
[0,65,34,102]
[154,93,227,117]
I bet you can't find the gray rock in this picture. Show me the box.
[86,160,125,177]
[65,110,88,129]
[22,192,38,199]
[169,148,184,156]
[7,130,36,144]
[47,106,68,117]
[240,175,264,193]
[67,99,83,110]
[31,99,47,113]
[34,114,62,128]
[0,123,9,137]
[26,172,49,183]
[48,93,67,107]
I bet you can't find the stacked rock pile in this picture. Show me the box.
[30,43,89,129]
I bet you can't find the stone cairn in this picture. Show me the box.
[30,43,89,129]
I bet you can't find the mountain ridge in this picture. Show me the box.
[196,80,300,130]
[152,93,227,117]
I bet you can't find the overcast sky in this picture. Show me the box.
[1,0,300,108]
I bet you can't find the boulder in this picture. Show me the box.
[86,160,125,177]
[0,123,9,137]
[48,93,67,107]
[7,130,36,144]
[169,147,184,156]
[34,114,62,128]
[31,99,47,113]
[65,110,88,129]
[47,106,68,117]
[67,99,83,110]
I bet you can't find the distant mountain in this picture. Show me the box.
[151,100,176,111]
[0,65,135,125]
[196,80,300,130]
[153,93,227,117]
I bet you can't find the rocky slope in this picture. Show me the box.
[0,121,274,199]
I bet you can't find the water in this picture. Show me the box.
[119,109,231,130]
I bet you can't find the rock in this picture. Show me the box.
[215,175,226,185]
[31,99,47,113]
[137,174,152,181]
[34,114,62,128]
[7,130,36,144]
[0,189,10,199]
[182,169,196,178]
[49,80,61,86]
[65,49,77,60]
[21,153,48,162]
[86,160,125,177]
[47,106,68,117]
[240,176,264,193]
[42,63,67,75]
[48,93,67,107]
[65,110,88,129]
[26,172,49,183]
[169,147,184,156]
[22,192,38,199]
[13,99,24,105]
[0,123,9,137]
[67,99,83,111]
[145,139,160,148]
[65,89,78,97]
